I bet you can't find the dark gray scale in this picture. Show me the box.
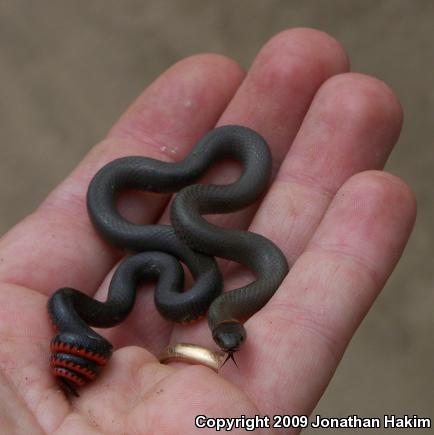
[48,125,289,394]
[48,251,204,395]
[169,126,289,352]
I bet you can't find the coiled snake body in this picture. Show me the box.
[48,125,289,394]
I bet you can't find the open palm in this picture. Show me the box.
[0,29,415,434]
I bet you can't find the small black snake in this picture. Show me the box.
[48,125,289,394]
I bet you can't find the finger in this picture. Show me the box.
[0,54,244,295]
[159,28,349,233]
[219,28,349,165]
[237,171,416,415]
[74,348,262,435]
[171,72,403,346]
[250,72,404,265]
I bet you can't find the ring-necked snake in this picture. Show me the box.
[48,125,289,395]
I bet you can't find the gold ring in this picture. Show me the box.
[159,343,226,372]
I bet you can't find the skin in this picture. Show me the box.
[0,28,416,434]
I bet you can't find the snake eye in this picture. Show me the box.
[212,321,246,353]
[50,333,112,396]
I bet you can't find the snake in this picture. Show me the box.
[48,125,289,395]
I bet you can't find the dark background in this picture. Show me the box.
[1,1,433,431]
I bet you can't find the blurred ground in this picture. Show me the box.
[0,1,433,432]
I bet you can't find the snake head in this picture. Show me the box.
[212,321,246,354]
[50,332,113,396]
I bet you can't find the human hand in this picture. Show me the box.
[0,28,415,434]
